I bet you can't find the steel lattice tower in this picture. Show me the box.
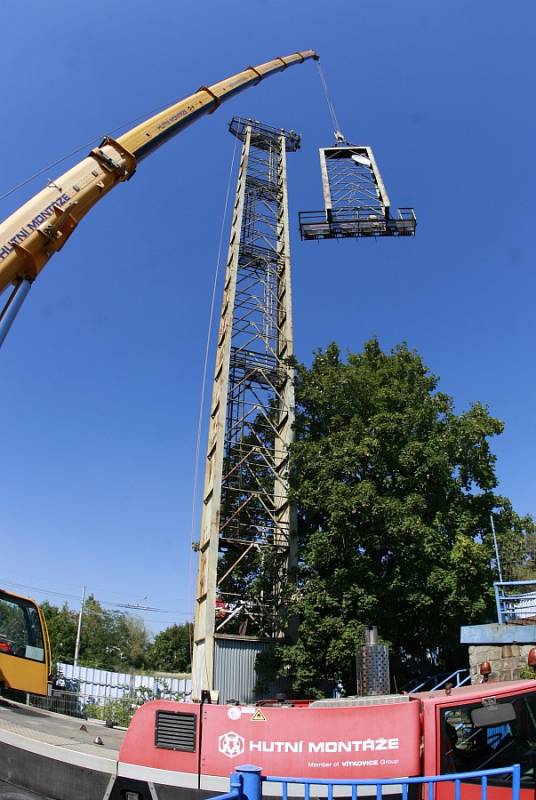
[192,118,299,702]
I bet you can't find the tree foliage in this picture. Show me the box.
[41,596,191,674]
[271,339,534,695]
[41,601,78,666]
[148,624,192,672]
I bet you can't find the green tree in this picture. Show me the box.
[148,623,192,672]
[42,596,152,671]
[272,339,532,695]
[41,601,78,665]
[494,503,536,581]
[79,596,151,670]
[114,613,151,670]
[79,595,118,668]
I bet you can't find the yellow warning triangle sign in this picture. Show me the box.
[251,708,266,721]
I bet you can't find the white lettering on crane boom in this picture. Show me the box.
[0,193,70,262]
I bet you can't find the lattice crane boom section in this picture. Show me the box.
[299,143,416,240]
[192,118,297,698]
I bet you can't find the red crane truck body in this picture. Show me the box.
[115,680,536,800]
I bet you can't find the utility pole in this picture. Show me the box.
[73,585,86,668]
[490,514,504,582]
[192,118,299,703]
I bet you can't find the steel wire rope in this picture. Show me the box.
[0,100,173,204]
[0,577,189,617]
[315,60,344,140]
[186,134,239,683]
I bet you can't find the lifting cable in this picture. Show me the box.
[315,60,345,142]
[0,101,173,204]
[186,134,239,665]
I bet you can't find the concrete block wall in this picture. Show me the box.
[468,643,535,683]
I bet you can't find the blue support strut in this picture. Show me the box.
[0,279,32,348]
[236,766,262,800]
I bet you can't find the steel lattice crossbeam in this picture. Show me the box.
[192,118,298,699]
[299,145,416,240]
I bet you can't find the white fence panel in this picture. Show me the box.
[57,661,192,704]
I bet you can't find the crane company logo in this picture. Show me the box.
[156,108,189,131]
[248,738,400,754]
[216,733,400,759]
[219,731,245,758]
[0,193,71,262]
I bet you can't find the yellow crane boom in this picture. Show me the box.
[0,50,318,298]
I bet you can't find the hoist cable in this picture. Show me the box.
[186,134,239,668]
[0,101,172,204]
[316,61,344,140]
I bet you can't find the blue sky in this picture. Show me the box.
[1,0,534,637]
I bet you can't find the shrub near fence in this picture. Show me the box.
[85,685,168,727]
[29,662,192,726]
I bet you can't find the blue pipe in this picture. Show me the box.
[0,279,32,348]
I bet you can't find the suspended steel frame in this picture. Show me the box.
[192,118,298,701]
[299,144,416,240]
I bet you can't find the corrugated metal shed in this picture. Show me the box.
[214,636,272,704]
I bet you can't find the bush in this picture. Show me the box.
[84,683,185,727]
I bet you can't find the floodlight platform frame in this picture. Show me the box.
[299,144,416,240]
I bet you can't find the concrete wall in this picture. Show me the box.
[461,623,536,683]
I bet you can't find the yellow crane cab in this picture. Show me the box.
[0,589,51,696]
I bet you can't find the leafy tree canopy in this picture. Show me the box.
[41,601,77,666]
[271,339,534,696]
[42,596,191,674]
[148,624,192,673]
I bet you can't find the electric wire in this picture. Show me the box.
[0,577,185,615]
[0,579,80,602]
[186,134,239,671]
[316,61,344,140]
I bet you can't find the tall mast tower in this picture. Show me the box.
[192,118,299,703]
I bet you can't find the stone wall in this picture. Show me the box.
[468,643,535,683]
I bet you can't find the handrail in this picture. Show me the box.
[212,764,521,800]
[408,668,471,694]
[265,765,519,786]
[495,580,536,623]
[427,669,471,691]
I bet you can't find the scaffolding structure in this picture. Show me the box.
[192,118,298,701]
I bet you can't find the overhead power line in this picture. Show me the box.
[0,577,185,615]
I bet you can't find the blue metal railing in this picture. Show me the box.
[409,668,471,694]
[211,769,244,800]
[494,580,536,623]
[212,764,521,800]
